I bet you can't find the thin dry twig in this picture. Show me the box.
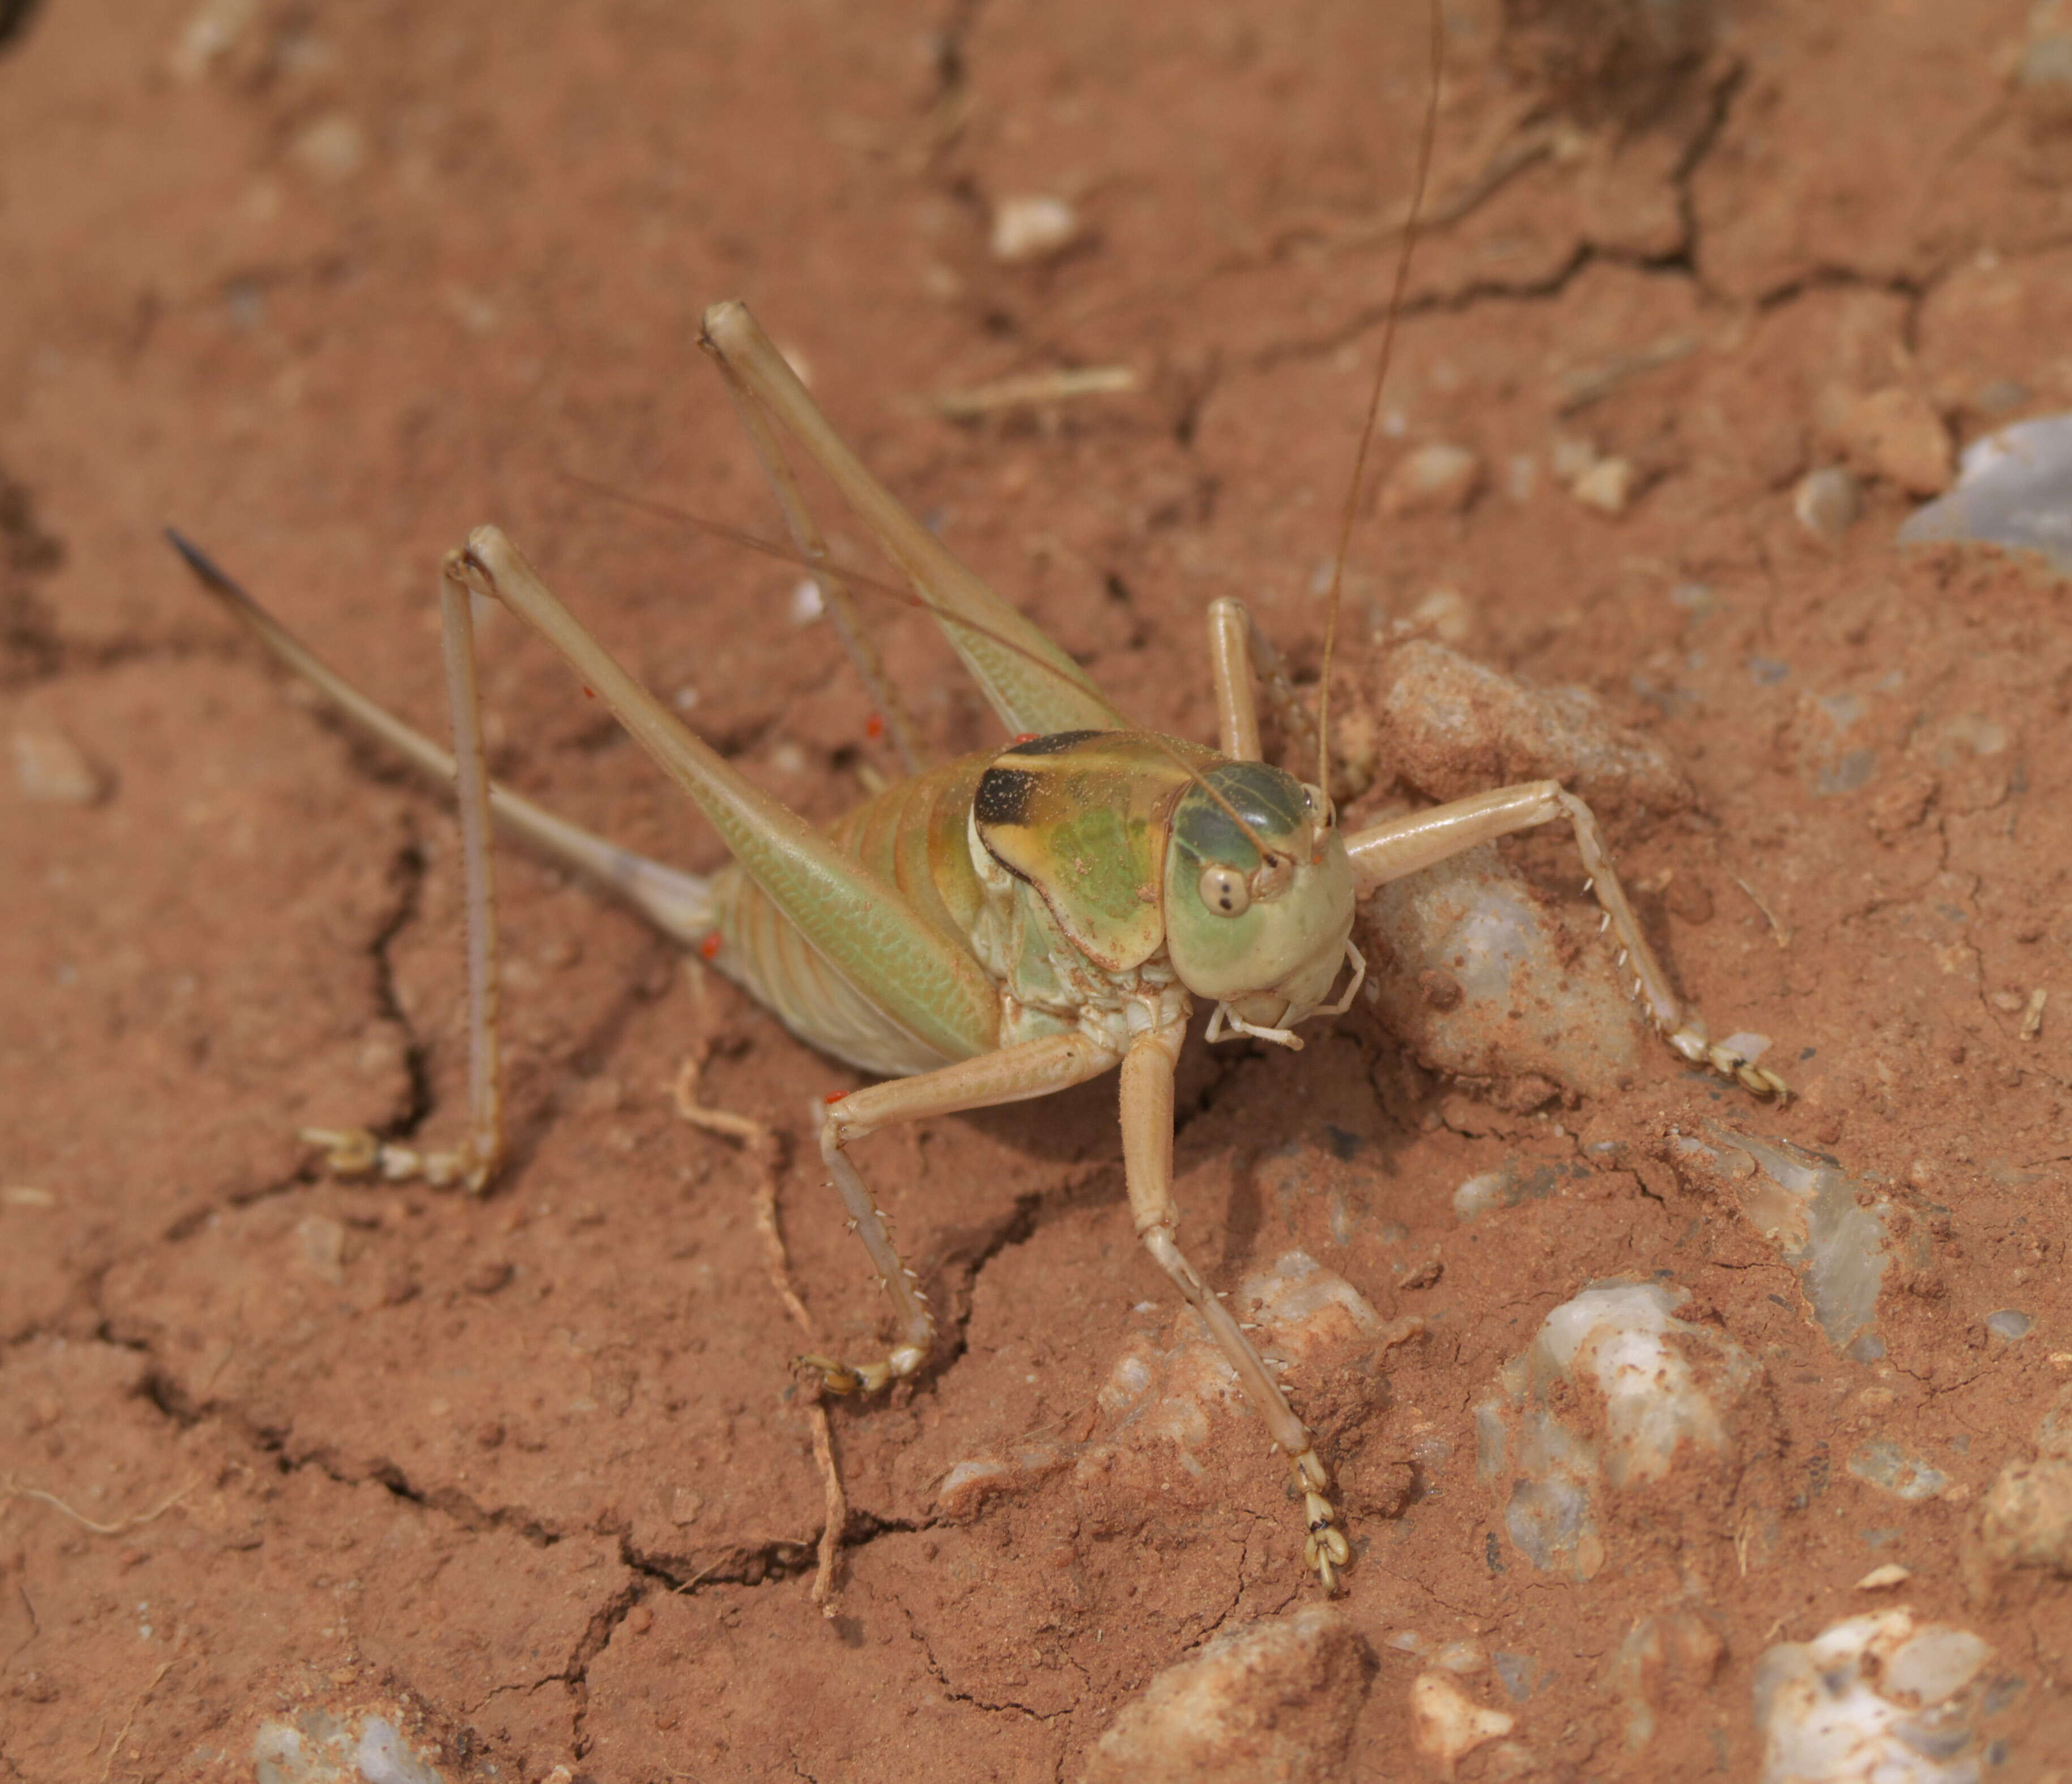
[670,1052,768,1147]
[4,1474,198,1537]
[671,1044,848,1616]
[1731,874,1793,950]
[1262,117,1558,261]
[97,1655,176,1783]
[930,364,1138,419]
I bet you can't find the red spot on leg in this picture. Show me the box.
[698,935,721,961]
[1014,732,1039,744]
[824,1091,844,1105]
[866,713,884,738]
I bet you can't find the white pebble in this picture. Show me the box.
[1754,1609,1988,1783]
[1411,1672,1513,1772]
[1381,443,1482,517]
[1478,1279,1760,1578]
[1794,466,1861,541]
[1548,434,1598,483]
[11,726,106,805]
[990,195,1080,264]
[290,113,367,183]
[1408,585,1474,644]
[167,0,257,80]
[1571,455,1637,515]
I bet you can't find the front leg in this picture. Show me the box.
[1346,781,1789,1096]
[806,1032,1122,1394]
[1118,1027,1352,1593]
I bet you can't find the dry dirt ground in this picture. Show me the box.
[6,0,2072,1778]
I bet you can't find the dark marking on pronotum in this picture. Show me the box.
[1000,728,1105,758]
[974,765,1041,829]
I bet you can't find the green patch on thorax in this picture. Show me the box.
[975,730,1215,972]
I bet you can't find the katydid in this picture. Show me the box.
[167,294,1784,1596]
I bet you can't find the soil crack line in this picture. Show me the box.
[903,1603,1069,1723]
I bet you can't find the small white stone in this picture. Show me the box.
[1755,1609,1989,1783]
[1453,1171,1512,1222]
[167,0,257,80]
[1793,466,1861,541]
[254,1708,449,1784]
[1411,1672,1513,1772]
[1571,455,1637,515]
[1854,1562,1912,1590]
[943,1253,1392,1523]
[290,112,367,183]
[991,195,1080,264]
[1883,1624,1990,1707]
[1381,443,1482,517]
[1479,1279,1762,1579]
[295,1214,348,1286]
[1549,434,1598,483]
[1408,585,1474,645]
[11,727,106,805]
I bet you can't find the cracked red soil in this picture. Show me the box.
[5,1,2072,1778]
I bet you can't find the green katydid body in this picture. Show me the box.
[708,728,1359,1081]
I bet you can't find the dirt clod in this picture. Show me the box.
[1080,1605,1373,1784]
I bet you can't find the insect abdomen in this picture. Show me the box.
[710,751,995,1078]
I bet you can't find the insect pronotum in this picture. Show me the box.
[168,15,1785,1595]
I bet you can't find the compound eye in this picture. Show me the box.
[1300,780,1335,829]
[1199,863,1251,918]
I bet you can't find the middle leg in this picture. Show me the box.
[807,1031,1123,1394]
[1205,596,1325,777]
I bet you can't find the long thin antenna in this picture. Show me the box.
[1315,0,1446,795]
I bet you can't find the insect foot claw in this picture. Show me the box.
[1700,1041,1790,1102]
[1292,1453,1350,1594]
[1304,1522,1351,1595]
[299,1125,382,1178]
[1738,1061,1792,1100]
[299,1127,497,1192]
[795,1354,869,1395]
[796,1340,929,1397]
[1665,1028,1790,1101]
